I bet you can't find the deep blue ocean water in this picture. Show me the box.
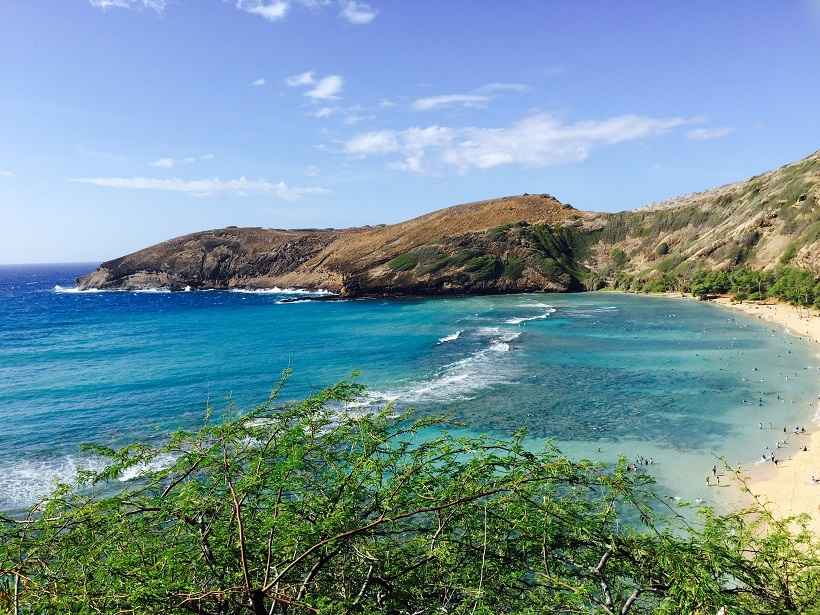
[1,263,818,512]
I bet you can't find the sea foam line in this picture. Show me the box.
[438,330,464,344]
[367,327,521,406]
[230,287,335,295]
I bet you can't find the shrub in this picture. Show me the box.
[779,242,798,265]
[503,255,526,281]
[610,248,629,270]
[466,254,503,281]
[386,253,419,271]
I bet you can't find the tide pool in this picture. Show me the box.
[1,264,818,512]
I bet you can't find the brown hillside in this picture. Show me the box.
[76,151,819,296]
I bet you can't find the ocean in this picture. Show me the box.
[1,263,818,513]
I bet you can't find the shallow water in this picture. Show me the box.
[1,264,818,511]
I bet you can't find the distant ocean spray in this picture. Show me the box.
[1,263,818,512]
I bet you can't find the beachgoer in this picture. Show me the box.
[712,465,716,475]
[759,422,763,429]
[706,477,710,487]
[716,476,720,485]
[649,457,653,465]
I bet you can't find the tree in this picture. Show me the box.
[3,374,820,614]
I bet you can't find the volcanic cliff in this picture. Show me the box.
[77,150,820,296]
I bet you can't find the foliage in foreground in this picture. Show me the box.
[3,376,820,614]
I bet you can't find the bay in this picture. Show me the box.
[1,263,818,512]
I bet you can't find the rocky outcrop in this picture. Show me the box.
[77,151,820,295]
[77,195,585,295]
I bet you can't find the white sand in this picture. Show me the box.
[707,298,820,527]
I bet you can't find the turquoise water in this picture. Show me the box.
[1,264,818,512]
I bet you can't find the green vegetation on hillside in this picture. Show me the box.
[382,223,603,289]
[609,264,820,308]
[3,374,820,614]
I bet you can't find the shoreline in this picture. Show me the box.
[694,296,820,526]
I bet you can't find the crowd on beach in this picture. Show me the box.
[695,300,819,521]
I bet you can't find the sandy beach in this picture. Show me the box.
[708,297,820,527]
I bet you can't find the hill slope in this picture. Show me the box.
[76,151,820,296]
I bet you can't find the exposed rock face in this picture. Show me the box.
[586,150,820,279]
[77,151,820,295]
[76,228,345,291]
[77,195,584,295]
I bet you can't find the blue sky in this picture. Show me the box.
[2,1,819,264]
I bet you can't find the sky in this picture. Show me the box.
[1,1,820,264]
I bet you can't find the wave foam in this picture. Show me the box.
[54,285,103,294]
[506,306,556,325]
[368,327,521,406]
[230,287,335,295]
[0,454,110,510]
[438,330,463,344]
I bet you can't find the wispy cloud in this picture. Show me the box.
[339,0,378,24]
[73,176,331,200]
[412,83,527,111]
[251,77,266,86]
[686,127,734,141]
[88,0,167,12]
[286,71,344,100]
[149,154,214,168]
[412,94,491,112]
[344,113,687,173]
[235,0,378,24]
[285,71,316,87]
[0,170,16,178]
[236,0,290,22]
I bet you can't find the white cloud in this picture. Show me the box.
[0,170,15,178]
[344,113,687,173]
[286,71,316,87]
[344,130,402,156]
[476,82,528,94]
[412,94,492,112]
[411,83,527,111]
[251,77,266,86]
[236,0,290,22]
[287,72,343,100]
[686,127,734,141]
[307,75,343,99]
[339,0,378,24]
[149,155,214,168]
[88,0,166,12]
[74,176,331,200]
